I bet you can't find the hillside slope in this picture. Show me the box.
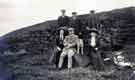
[2,7,135,80]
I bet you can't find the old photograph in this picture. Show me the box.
[0,0,135,80]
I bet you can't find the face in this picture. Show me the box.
[68,30,74,34]
[61,11,65,16]
[72,14,77,18]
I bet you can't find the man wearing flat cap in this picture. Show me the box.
[58,28,79,70]
[57,9,70,46]
[58,9,70,27]
[86,10,100,30]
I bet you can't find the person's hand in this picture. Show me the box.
[79,32,82,35]
[86,27,90,30]
[95,48,98,51]
[56,46,61,51]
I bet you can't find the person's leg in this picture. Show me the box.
[97,51,105,70]
[80,39,84,55]
[60,29,64,41]
[58,50,67,69]
[67,49,75,69]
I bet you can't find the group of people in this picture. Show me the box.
[57,9,99,39]
[49,9,135,71]
[50,9,105,71]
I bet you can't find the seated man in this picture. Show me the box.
[58,28,79,70]
[77,39,84,55]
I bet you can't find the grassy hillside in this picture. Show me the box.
[2,7,135,80]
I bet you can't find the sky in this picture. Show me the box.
[0,0,135,36]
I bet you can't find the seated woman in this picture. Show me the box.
[87,28,104,71]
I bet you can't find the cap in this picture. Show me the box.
[90,10,95,13]
[72,12,77,15]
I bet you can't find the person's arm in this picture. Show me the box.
[85,17,88,26]
[63,36,68,46]
[78,18,83,31]
[95,15,100,29]
[66,16,70,26]
[85,17,91,30]
[58,16,61,27]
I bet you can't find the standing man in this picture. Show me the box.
[57,9,70,41]
[69,12,83,38]
[58,9,70,27]
[58,28,79,70]
[86,10,100,30]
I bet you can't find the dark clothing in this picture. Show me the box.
[69,17,82,33]
[86,14,99,29]
[56,36,64,49]
[130,73,135,80]
[49,46,61,67]
[86,36,104,70]
[90,48,104,71]
[58,16,70,27]
[69,17,84,38]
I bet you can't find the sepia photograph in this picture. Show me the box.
[0,0,135,80]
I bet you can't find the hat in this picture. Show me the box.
[90,10,95,13]
[72,12,77,15]
[68,28,74,31]
[88,28,99,34]
[113,51,123,56]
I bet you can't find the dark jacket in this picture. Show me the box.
[86,14,99,29]
[69,17,83,33]
[58,16,70,27]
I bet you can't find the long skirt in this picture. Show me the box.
[90,49,104,71]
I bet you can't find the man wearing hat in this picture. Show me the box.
[58,9,70,27]
[86,10,100,30]
[58,28,79,70]
[69,12,83,38]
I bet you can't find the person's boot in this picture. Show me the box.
[58,67,62,70]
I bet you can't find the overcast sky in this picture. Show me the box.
[0,0,135,36]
